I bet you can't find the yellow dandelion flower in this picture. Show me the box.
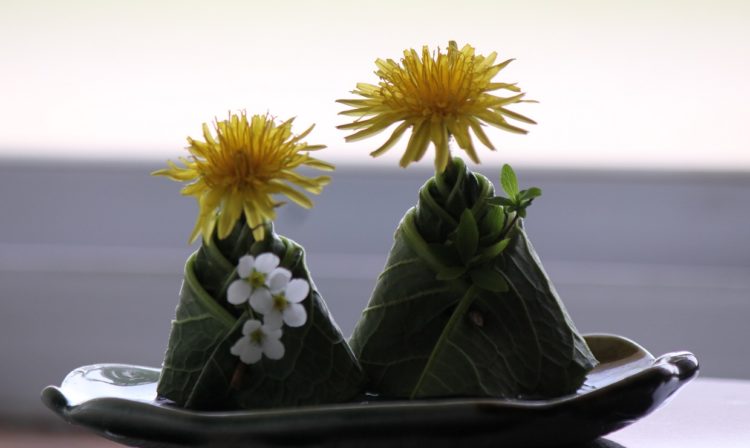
[154,112,333,243]
[337,41,536,172]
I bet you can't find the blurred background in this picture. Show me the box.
[1,0,748,438]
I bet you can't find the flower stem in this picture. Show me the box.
[503,213,520,238]
[230,362,246,390]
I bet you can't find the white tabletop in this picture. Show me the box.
[608,378,750,447]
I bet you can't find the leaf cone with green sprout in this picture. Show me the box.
[157,221,365,410]
[349,158,597,399]
[340,41,596,399]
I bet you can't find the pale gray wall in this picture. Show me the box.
[1,159,748,423]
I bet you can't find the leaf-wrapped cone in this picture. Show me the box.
[349,158,597,399]
[157,222,364,410]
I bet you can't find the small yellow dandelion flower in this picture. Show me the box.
[154,112,333,243]
[337,41,536,172]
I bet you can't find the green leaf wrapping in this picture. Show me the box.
[157,222,364,410]
[349,158,597,399]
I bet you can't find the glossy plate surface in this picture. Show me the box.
[42,334,698,448]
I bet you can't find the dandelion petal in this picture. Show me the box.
[336,42,534,172]
[154,113,332,244]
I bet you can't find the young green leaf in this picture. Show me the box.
[456,209,479,264]
[478,206,506,244]
[500,164,519,199]
[435,266,467,281]
[469,266,509,292]
[519,187,542,201]
[478,204,503,231]
[428,243,458,266]
[480,237,511,260]
[487,196,515,206]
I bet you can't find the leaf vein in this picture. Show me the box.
[362,286,452,313]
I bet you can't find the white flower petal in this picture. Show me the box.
[249,288,273,314]
[285,279,310,303]
[262,338,285,360]
[254,253,280,275]
[230,337,247,356]
[283,303,307,327]
[239,342,263,364]
[263,325,283,340]
[230,337,262,364]
[262,311,283,330]
[237,255,255,278]
[268,268,292,293]
[227,280,251,305]
[241,319,262,335]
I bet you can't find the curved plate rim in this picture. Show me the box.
[41,333,699,447]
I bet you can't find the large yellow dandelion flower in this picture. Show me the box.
[154,112,333,243]
[337,41,536,172]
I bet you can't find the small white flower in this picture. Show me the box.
[250,275,310,329]
[227,253,290,306]
[229,319,285,364]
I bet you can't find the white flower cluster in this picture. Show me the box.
[226,253,310,364]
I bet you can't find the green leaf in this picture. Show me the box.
[469,266,509,292]
[427,243,459,266]
[435,266,466,281]
[487,196,515,207]
[478,205,506,247]
[350,159,598,401]
[519,187,542,201]
[156,254,235,407]
[455,209,479,264]
[479,205,506,234]
[501,230,599,396]
[500,164,519,199]
[157,222,364,410]
[184,311,249,410]
[480,237,511,260]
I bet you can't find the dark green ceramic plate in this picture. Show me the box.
[42,334,697,447]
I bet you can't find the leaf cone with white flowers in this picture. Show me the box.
[156,221,364,410]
